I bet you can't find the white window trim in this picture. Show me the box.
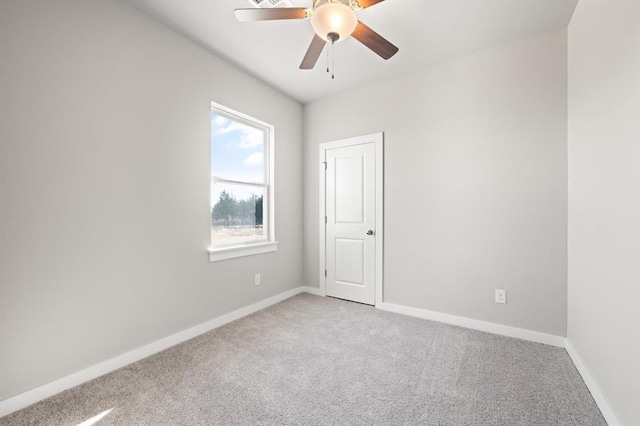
[208,241,278,262]
[208,101,276,262]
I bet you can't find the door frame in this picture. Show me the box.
[319,132,384,308]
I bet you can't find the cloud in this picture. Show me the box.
[237,129,263,149]
[212,114,264,149]
[244,152,263,166]
[212,115,228,128]
[212,115,244,136]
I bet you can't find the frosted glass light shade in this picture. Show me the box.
[310,2,357,43]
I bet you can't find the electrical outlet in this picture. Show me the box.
[254,274,261,286]
[495,289,507,304]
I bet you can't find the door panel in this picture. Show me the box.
[325,142,375,305]
[335,239,365,286]
[334,156,364,223]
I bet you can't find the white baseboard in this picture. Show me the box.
[380,302,566,348]
[300,285,324,296]
[0,286,310,418]
[565,340,621,426]
[2,288,615,425]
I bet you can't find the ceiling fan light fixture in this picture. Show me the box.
[310,2,357,43]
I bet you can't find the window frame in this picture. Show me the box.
[208,101,277,262]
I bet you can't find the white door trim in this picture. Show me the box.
[319,132,384,308]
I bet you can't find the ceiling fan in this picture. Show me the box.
[234,0,399,71]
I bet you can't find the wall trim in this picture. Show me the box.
[300,285,324,296]
[380,302,566,347]
[565,340,621,426]
[0,286,310,418]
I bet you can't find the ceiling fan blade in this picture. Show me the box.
[300,34,326,69]
[355,0,385,9]
[234,8,308,22]
[351,21,398,60]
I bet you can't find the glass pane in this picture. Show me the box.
[211,183,266,246]
[211,112,265,184]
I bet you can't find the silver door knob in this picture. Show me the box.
[366,229,374,235]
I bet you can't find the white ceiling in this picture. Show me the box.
[126,0,577,104]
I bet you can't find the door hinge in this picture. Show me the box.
[325,215,327,224]
[324,269,327,277]
[322,161,327,170]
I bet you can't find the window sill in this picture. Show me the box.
[208,241,278,262]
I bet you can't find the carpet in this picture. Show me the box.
[0,293,606,425]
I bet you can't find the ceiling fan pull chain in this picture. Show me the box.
[331,40,335,79]
[326,42,330,74]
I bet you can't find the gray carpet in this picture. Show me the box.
[1,294,606,425]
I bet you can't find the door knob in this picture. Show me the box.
[366,229,374,236]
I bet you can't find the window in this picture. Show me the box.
[208,102,276,262]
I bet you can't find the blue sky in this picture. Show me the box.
[211,112,265,207]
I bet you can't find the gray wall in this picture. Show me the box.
[567,1,640,425]
[304,30,568,336]
[0,0,303,399]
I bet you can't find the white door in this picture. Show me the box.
[323,141,377,305]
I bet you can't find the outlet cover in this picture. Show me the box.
[254,274,261,286]
[495,289,507,304]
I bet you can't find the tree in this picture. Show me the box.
[254,195,263,226]
[238,197,255,226]
[212,190,238,228]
